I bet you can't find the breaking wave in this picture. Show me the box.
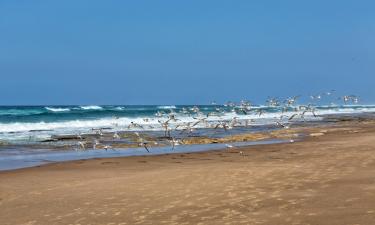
[45,107,71,112]
[0,104,374,143]
[80,105,103,110]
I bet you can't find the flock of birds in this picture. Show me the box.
[75,92,360,153]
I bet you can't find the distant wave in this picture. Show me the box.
[45,107,70,112]
[80,105,103,110]
[113,106,126,111]
[157,105,177,109]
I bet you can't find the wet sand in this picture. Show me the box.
[1,120,375,225]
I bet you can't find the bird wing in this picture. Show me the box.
[144,144,150,152]
[288,114,298,121]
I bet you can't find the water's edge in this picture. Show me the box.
[0,139,287,171]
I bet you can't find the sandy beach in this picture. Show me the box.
[1,120,375,225]
[2,0,374,224]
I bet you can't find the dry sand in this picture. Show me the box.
[1,121,375,225]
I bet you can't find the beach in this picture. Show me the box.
[1,119,375,225]
[2,0,374,224]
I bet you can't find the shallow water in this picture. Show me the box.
[0,139,286,171]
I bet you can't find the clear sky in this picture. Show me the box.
[0,0,374,105]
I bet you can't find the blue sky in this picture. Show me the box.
[0,0,374,105]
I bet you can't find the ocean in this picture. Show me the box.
[0,104,375,144]
[0,104,375,170]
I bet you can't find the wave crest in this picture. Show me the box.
[80,106,103,110]
[157,105,176,109]
[45,107,70,112]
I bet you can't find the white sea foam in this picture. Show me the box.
[157,105,177,109]
[0,105,375,142]
[45,107,70,112]
[80,105,103,110]
[0,106,371,132]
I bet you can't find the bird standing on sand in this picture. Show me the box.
[225,144,234,149]
[103,145,112,151]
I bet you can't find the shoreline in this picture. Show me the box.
[0,139,288,172]
[1,119,375,224]
[1,112,367,172]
